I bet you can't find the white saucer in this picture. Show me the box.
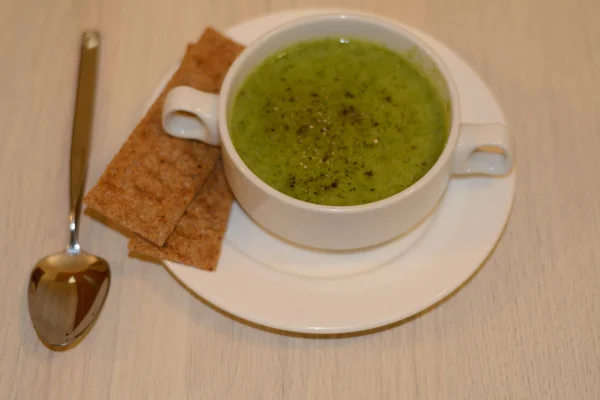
[158,9,516,334]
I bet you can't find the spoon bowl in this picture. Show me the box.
[28,251,110,350]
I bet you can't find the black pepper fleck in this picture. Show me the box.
[297,125,308,135]
[340,105,355,116]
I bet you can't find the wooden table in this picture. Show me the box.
[2,0,599,398]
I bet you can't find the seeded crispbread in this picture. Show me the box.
[128,159,233,270]
[84,28,244,246]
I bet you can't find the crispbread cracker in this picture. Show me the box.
[84,28,244,246]
[128,160,233,270]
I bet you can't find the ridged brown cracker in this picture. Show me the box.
[128,160,234,270]
[84,28,244,246]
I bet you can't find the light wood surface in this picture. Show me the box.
[2,0,599,398]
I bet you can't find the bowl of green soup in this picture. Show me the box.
[162,12,514,250]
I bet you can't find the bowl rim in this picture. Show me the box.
[218,11,461,214]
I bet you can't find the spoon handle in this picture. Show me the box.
[68,31,99,252]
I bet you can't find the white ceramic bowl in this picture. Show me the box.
[161,13,514,250]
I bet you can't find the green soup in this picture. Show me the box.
[230,38,448,206]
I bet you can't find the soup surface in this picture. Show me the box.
[230,38,448,206]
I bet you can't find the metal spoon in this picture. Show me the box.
[28,31,110,351]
